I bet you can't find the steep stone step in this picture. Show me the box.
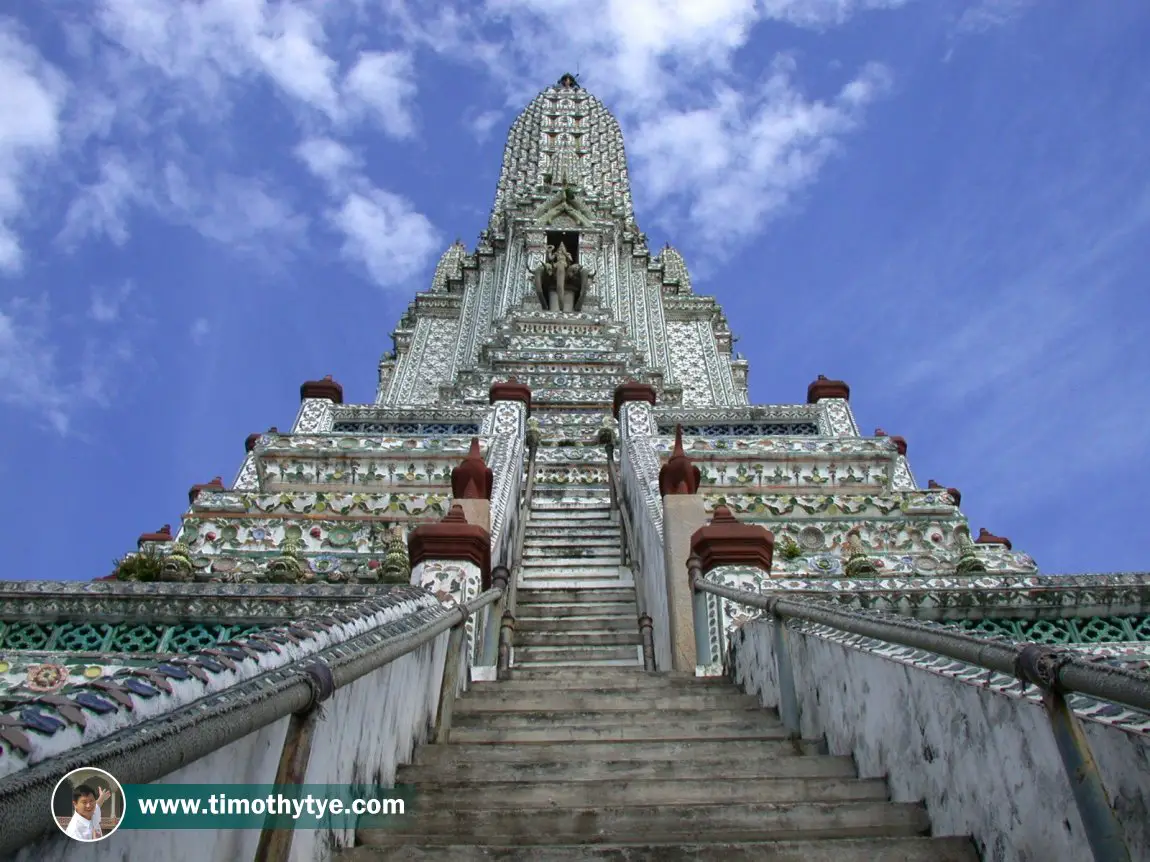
[515,631,641,648]
[517,603,636,619]
[357,800,934,847]
[527,518,617,529]
[410,738,811,766]
[523,546,622,560]
[520,561,627,573]
[524,529,621,541]
[516,616,637,632]
[398,754,857,784]
[516,589,636,604]
[452,707,777,729]
[343,837,980,862]
[526,537,625,549]
[511,645,642,667]
[413,777,891,810]
[448,720,783,743]
[457,691,760,711]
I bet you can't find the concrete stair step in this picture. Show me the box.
[526,526,621,540]
[516,588,636,604]
[523,538,621,550]
[514,631,641,647]
[412,777,891,810]
[411,738,813,766]
[478,676,733,692]
[457,691,760,711]
[357,800,934,846]
[518,580,634,591]
[512,645,641,665]
[343,837,979,862]
[520,561,627,573]
[398,754,857,784]
[530,502,613,512]
[517,603,636,619]
[452,708,778,730]
[448,721,784,743]
[527,519,617,530]
[523,547,622,560]
[516,616,637,632]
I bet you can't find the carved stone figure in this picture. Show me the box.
[530,244,591,312]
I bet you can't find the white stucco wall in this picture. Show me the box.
[730,619,1150,862]
[14,633,449,862]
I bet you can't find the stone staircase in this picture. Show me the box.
[514,480,643,668]
[343,667,979,860]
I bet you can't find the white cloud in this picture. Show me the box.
[329,189,440,288]
[632,59,892,244]
[59,148,142,248]
[0,20,68,272]
[0,296,132,434]
[295,137,360,189]
[343,50,417,138]
[955,0,1034,34]
[89,280,134,323]
[419,0,899,252]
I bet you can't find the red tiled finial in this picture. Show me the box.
[188,476,226,504]
[690,506,775,575]
[451,437,494,500]
[612,380,657,418]
[300,375,343,403]
[489,378,532,415]
[928,480,962,507]
[137,524,174,549]
[408,505,492,588]
[659,425,701,496]
[976,528,1012,550]
[807,375,850,403]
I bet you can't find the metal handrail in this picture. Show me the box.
[496,434,538,678]
[604,436,656,670]
[0,586,503,858]
[690,566,1143,862]
[691,577,1150,713]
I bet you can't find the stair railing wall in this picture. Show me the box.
[476,398,528,670]
[495,430,538,678]
[0,587,503,862]
[603,433,657,670]
[693,568,1149,862]
[617,401,673,671]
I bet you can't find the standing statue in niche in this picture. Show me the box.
[531,244,591,312]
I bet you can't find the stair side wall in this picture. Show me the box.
[730,618,1150,862]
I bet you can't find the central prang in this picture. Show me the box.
[531,231,590,312]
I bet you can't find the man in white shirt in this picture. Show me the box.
[64,784,111,841]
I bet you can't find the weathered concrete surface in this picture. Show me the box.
[452,498,490,535]
[353,667,978,860]
[341,836,982,861]
[662,494,708,671]
[730,618,1150,862]
[11,634,450,862]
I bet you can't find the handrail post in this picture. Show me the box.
[766,598,802,740]
[480,566,510,667]
[1016,646,1132,862]
[253,660,334,862]
[497,610,516,680]
[432,605,470,744]
[638,613,656,671]
[688,555,712,669]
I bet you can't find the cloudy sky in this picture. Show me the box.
[2,0,1147,580]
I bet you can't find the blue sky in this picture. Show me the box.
[1,0,1147,580]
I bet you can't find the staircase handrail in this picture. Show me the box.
[0,585,503,858]
[690,574,1150,713]
[691,567,1145,862]
[605,435,656,670]
[495,431,538,677]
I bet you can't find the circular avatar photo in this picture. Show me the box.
[52,767,125,842]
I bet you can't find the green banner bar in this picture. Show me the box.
[119,784,415,830]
